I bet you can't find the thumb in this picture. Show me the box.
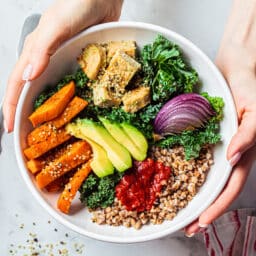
[227,109,256,166]
[26,50,51,81]
[3,28,58,132]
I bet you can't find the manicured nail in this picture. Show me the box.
[198,223,208,228]
[185,232,195,238]
[22,63,33,81]
[4,119,9,133]
[229,152,241,167]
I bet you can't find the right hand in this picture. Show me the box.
[3,0,123,133]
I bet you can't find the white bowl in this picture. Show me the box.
[14,22,237,243]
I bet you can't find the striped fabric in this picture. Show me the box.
[202,209,256,256]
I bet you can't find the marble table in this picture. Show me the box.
[1,0,256,255]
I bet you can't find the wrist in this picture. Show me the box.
[216,44,256,81]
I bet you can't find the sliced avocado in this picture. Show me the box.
[99,117,146,161]
[120,123,148,157]
[67,120,132,172]
[66,122,114,177]
[85,138,114,178]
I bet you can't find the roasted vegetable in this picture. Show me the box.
[107,41,136,59]
[34,69,88,110]
[57,161,92,214]
[26,159,45,174]
[36,140,91,188]
[28,96,88,146]
[24,128,72,159]
[78,44,106,80]
[29,81,75,127]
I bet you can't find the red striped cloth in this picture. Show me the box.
[202,209,256,256]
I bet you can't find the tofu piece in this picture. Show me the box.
[107,41,136,59]
[122,87,151,113]
[93,51,141,107]
[101,51,141,89]
[78,44,106,80]
[93,83,121,107]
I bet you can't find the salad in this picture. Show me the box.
[23,35,224,229]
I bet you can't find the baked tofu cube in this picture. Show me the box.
[101,51,141,90]
[107,41,136,59]
[122,87,151,113]
[93,83,121,107]
[78,44,106,80]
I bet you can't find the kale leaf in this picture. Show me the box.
[79,172,123,209]
[158,122,221,160]
[141,35,198,103]
[201,92,224,122]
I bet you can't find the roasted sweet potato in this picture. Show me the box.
[29,81,75,127]
[26,159,46,174]
[57,161,92,214]
[45,170,76,192]
[24,128,72,159]
[36,140,91,189]
[27,96,88,146]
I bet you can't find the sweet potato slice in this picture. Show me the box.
[36,140,91,189]
[24,128,72,159]
[57,161,92,214]
[27,97,88,146]
[45,170,76,192]
[27,159,46,174]
[29,81,75,127]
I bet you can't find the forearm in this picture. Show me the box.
[217,0,256,75]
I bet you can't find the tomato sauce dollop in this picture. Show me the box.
[115,158,171,212]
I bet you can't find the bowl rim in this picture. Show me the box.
[14,21,237,243]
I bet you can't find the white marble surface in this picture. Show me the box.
[1,0,256,255]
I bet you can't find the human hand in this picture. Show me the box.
[185,0,256,236]
[3,0,123,132]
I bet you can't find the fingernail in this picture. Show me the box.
[185,232,195,238]
[4,119,9,133]
[229,152,241,167]
[22,63,33,81]
[199,223,208,229]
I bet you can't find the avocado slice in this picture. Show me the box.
[67,119,132,172]
[120,123,148,157]
[85,138,114,178]
[66,122,114,177]
[99,117,146,161]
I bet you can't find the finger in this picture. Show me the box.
[184,219,200,237]
[199,145,256,226]
[3,51,29,132]
[227,110,256,164]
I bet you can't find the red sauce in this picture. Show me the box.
[115,158,171,212]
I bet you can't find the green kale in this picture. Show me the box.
[201,92,224,122]
[34,68,88,109]
[158,94,224,160]
[141,35,198,103]
[79,172,123,209]
[158,122,221,160]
